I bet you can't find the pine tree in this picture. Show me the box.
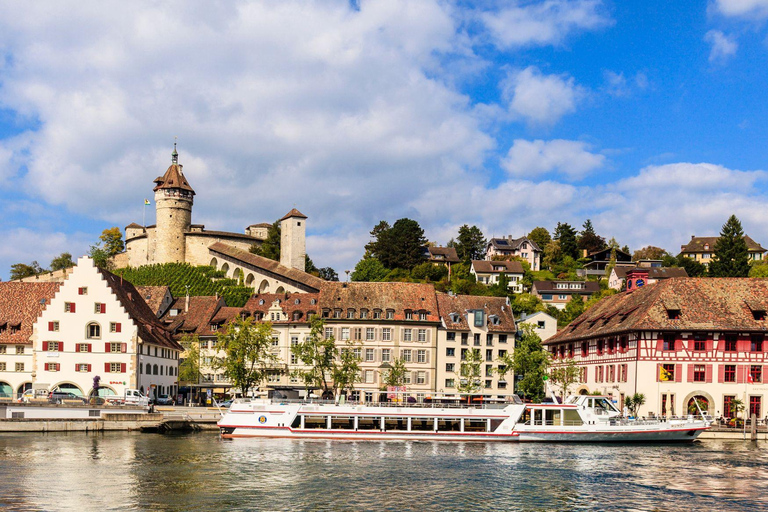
[554,223,578,260]
[454,224,487,263]
[709,215,751,277]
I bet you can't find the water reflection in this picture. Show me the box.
[0,433,766,511]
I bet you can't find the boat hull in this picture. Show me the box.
[513,426,708,443]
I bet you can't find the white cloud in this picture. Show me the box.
[502,67,585,125]
[480,0,611,48]
[713,0,768,18]
[501,139,605,180]
[705,30,738,62]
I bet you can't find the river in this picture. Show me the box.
[0,433,765,511]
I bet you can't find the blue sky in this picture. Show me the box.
[1,0,768,280]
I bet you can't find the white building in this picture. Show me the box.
[518,311,558,342]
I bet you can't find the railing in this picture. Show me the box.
[235,398,515,410]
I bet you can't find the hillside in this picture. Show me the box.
[113,264,254,307]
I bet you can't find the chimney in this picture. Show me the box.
[185,294,190,313]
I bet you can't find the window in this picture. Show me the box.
[381,349,391,362]
[474,334,481,346]
[46,341,60,351]
[499,334,507,344]
[333,309,342,319]
[542,294,552,301]
[353,348,362,360]
[485,365,494,377]
[109,342,125,353]
[417,350,426,363]
[405,310,413,320]
[15,362,24,372]
[750,365,762,383]
[724,395,736,417]
[416,371,426,384]
[750,396,762,418]
[271,336,279,349]
[693,365,706,382]
[473,310,484,327]
[366,328,375,341]
[662,363,675,381]
[386,309,394,320]
[596,340,604,355]
[94,303,106,314]
[486,334,493,346]
[87,323,101,339]
[363,370,374,383]
[0,346,5,354]
[558,295,567,300]
[403,372,411,384]
[667,309,681,320]
[419,311,427,321]
[724,334,738,352]
[446,347,455,357]
[581,342,589,357]
[446,363,455,372]
[417,329,426,342]
[753,310,766,321]
[461,333,468,345]
[693,333,706,352]
[78,287,88,295]
[402,350,412,362]
[45,362,59,372]
[445,378,455,388]
[346,309,355,319]
[373,309,381,319]
[751,334,763,352]
[109,362,124,373]
[662,333,676,351]
[324,327,333,339]
[0,363,5,371]
[486,349,493,362]
[16,346,24,354]
[353,328,362,341]
[403,329,412,342]
[724,364,736,382]
[366,349,375,362]
[48,321,60,332]
[341,327,350,341]
[64,302,76,313]
[383,328,391,341]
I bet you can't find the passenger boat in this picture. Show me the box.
[218,394,710,442]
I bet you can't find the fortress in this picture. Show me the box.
[117,145,323,294]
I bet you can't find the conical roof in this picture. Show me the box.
[153,144,195,195]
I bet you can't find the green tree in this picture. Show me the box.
[749,260,768,278]
[250,221,281,260]
[676,256,706,277]
[291,315,337,398]
[88,246,111,270]
[549,358,581,399]
[305,254,318,274]
[351,257,389,282]
[510,293,547,316]
[561,294,586,326]
[709,215,751,277]
[50,252,75,271]
[527,227,551,254]
[215,317,278,398]
[624,393,646,417]
[729,397,745,420]
[364,220,391,257]
[179,335,202,383]
[511,324,549,402]
[99,227,125,256]
[458,348,482,394]
[365,218,427,270]
[381,357,409,387]
[553,223,578,260]
[10,261,46,280]
[633,246,667,261]
[542,240,563,269]
[318,267,339,281]
[453,224,486,263]
[333,341,362,397]
[410,261,448,282]
[577,219,607,255]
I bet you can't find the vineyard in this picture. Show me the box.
[113,264,254,307]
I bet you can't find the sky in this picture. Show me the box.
[1,0,768,280]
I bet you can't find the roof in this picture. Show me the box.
[243,293,321,324]
[185,230,259,241]
[125,222,144,229]
[208,242,325,290]
[153,160,195,195]
[280,208,307,221]
[488,236,542,253]
[248,223,272,228]
[547,277,768,344]
[532,281,600,294]
[161,296,224,336]
[681,235,766,253]
[0,282,61,344]
[436,293,516,332]
[612,266,688,280]
[135,286,170,316]
[98,269,182,350]
[471,260,525,274]
[318,282,441,322]
[427,246,460,263]
[586,248,632,262]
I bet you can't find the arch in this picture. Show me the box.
[258,279,269,293]
[683,391,715,414]
[86,322,101,339]
[0,382,12,398]
[93,386,117,397]
[52,382,84,396]
[233,268,244,284]
[17,382,32,395]
[221,262,230,275]
[245,273,255,286]
[210,257,218,267]
[153,364,159,375]
[275,286,285,294]
[576,385,590,395]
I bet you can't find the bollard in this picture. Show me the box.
[751,413,758,441]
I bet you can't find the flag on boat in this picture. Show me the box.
[144,199,150,205]
[659,367,672,381]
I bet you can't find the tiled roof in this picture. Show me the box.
[612,266,688,280]
[318,282,441,322]
[533,281,600,294]
[488,236,541,253]
[208,242,325,290]
[153,163,195,194]
[471,260,524,274]
[186,230,258,241]
[135,286,170,316]
[280,208,307,221]
[680,235,766,253]
[99,270,182,350]
[243,293,321,324]
[436,293,516,332]
[125,222,144,229]
[248,223,272,228]
[0,282,60,344]
[547,277,768,344]
[427,246,460,263]
[161,296,224,336]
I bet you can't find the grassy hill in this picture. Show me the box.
[113,263,254,307]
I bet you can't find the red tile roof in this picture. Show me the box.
[0,282,60,344]
[472,260,525,274]
[135,286,170,316]
[280,208,307,221]
[161,296,224,336]
[681,235,765,253]
[318,282,440,322]
[427,246,460,263]
[612,266,688,280]
[533,281,600,294]
[242,293,320,324]
[436,293,516,332]
[153,163,195,194]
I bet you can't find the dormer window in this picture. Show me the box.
[360,309,369,319]
[449,313,460,323]
[386,309,394,320]
[294,298,300,305]
[373,309,381,319]
[753,310,766,321]
[322,309,330,319]
[473,310,484,327]
[419,311,427,321]
[405,310,413,320]
[169,309,179,317]
[210,323,219,331]
[667,309,681,320]
[259,299,265,305]
[489,315,500,325]
[347,309,355,319]
[310,298,317,305]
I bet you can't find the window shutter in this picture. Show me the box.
[706,364,713,383]
[76,344,81,353]
[737,365,746,384]
[426,350,430,364]
[706,339,714,352]
[75,363,79,371]
[737,339,748,352]
[43,341,49,351]
[100,303,106,314]
[121,363,126,373]
[48,321,54,331]
[116,323,121,333]
[88,364,92,372]
[121,343,127,353]
[105,363,110,372]
[718,364,724,383]
[88,344,92,353]
[399,328,404,342]
[656,363,662,382]
[687,364,694,383]
[426,329,431,345]
[78,287,84,295]
[400,349,404,358]
[56,363,60,371]
[59,342,64,352]
[71,303,76,313]
[717,339,725,352]
[674,364,682,382]
[655,339,664,352]
[105,343,111,353]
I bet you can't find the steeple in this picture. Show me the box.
[171,141,178,164]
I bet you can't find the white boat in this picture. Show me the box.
[218,394,710,442]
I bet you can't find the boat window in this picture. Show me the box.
[563,409,583,426]
[489,419,504,432]
[303,416,327,429]
[383,417,408,431]
[330,416,355,429]
[357,416,380,430]
[464,418,488,432]
[410,418,435,431]
[436,419,462,432]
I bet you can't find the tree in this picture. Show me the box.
[50,252,75,271]
[333,341,362,397]
[381,357,408,387]
[88,246,111,270]
[709,215,751,278]
[676,256,706,277]
[542,240,563,269]
[605,246,617,278]
[510,293,546,316]
[99,227,125,256]
[633,246,667,261]
[179,335,202,383]
[511,324,549,402]
[10,261,46,280]
[364,218,427,270]
[305,254,318,274]
[291,315,338,398]
[215,317,278,399]
[577,219,607,255]
[561,294,585,326]
[351,257,389,282]
[318,267,339,281]
[410,261,448,282]
[624,393,646,417]
[549,358,581,399]
[527,227,551,254]
[454,224,486,263]
[364,220,391,257]
[250,221,281,260]
[729,397,745,420]
[749,260,768,278]
[553,223,578,260]
[457,348,482,394]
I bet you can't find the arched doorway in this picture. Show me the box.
[210,257,218,267]
[275,286,285,294]
[687,395,710,415]
[246,273,255,286]
[0,382,12,399]
[258,279,269,293]
[221,263,230,275]
[53,382,84,396]
[17,382,32,395]
[233,268,244,284]
[683,391,714,415]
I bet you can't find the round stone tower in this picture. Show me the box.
[153,144,195,264]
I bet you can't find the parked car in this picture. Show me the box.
[221,399,234,408]
[49,391,86,404]
[155,394,174,406]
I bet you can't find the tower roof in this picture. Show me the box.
[153,144,195,195]
[280,208,307,221]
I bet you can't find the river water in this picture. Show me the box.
[0,433,765,511]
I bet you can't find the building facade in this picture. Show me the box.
[679,235,766,267]
[485,236,542,271]
[470,260,524,293]
[531,280,600,310]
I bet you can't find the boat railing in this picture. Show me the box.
[234,398,514,410]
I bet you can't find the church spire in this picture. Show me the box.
[171,140,178,164]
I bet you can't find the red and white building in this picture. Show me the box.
[545,276,768,420]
